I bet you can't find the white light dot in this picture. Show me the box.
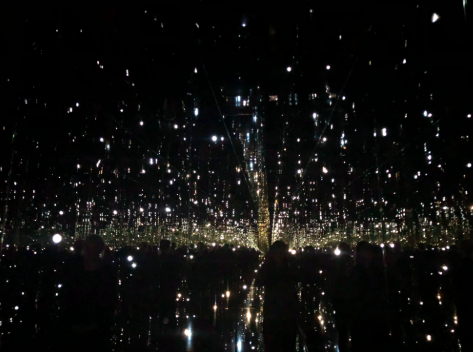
[52,234,62,244]
[287,66,292,72]
[140,121,144,126]
[326,65,331,70]
[212,136,217,142]
[432,13,440,22]
[127,256,133,262]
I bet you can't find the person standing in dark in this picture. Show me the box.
[55,235,117,352]
[255,241,299,352]
[327,242,353,352]
[156,239,181,341]
[349,242,390,352]
[452,239,473,351]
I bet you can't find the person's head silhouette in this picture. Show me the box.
[82,235,105,260]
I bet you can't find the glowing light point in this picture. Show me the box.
[131,262,137,268]
[184,329,192,338]
[432,13,440,22]
[427,335,432,341]
[194,108,199,116]
[226,291,230,298]
[59,211,64,215]
[212,136,217,142]
[127,256,133,262]
[467,163,471,168]
[243,285,247,289]
[322,167,328,174]
[52,234,62,244]
[334,248,341,256]
[165,207,171,212]
[174,124,178,129]
[140,121,143,126]
[287,66,292,72]
[326,65,331,70]
[113,210,118,215]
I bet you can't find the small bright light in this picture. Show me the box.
[326,65,330,70]
[212,243,216,247]
[165,207,171,212]
[432,13,440,22]
[174,124,178,129]
[140,121,143,126]
[184,329,192,337]
[322,167,328,174]
[467,163,472,168]
[113,210,118,215]
[424,110,428,117]
[226,291,230,298]
[334,248,341,256]
[390,243,395,248]
[382,128,387,136]
[380,243,385,248]
[242,23,246,27]
[190,255,194,259]
[194,108,199,116]
[70,246,74,251]
[194,68,198,73]
[237,340,242,351]
[100,138,104,142]
[427,334,432,341]
[212,136,217,142]
[213,305,217,311]
[403,59,406,64]
[243,285,247,289]
[52,234,62,244]
[14,306,19,310]
[59,211,64,215]
[287,66,292,72]
[127,256,133,262]
[247,311,251,321]
[140,208,144,212]
[131,262,137,268]
[442,265,448,271]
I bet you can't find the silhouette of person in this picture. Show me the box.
[328,242,353,352]
[56,235,117,352]
[256,241,299,352]
[350,242,390,352]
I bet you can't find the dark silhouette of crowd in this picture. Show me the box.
[1,235,472,352]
